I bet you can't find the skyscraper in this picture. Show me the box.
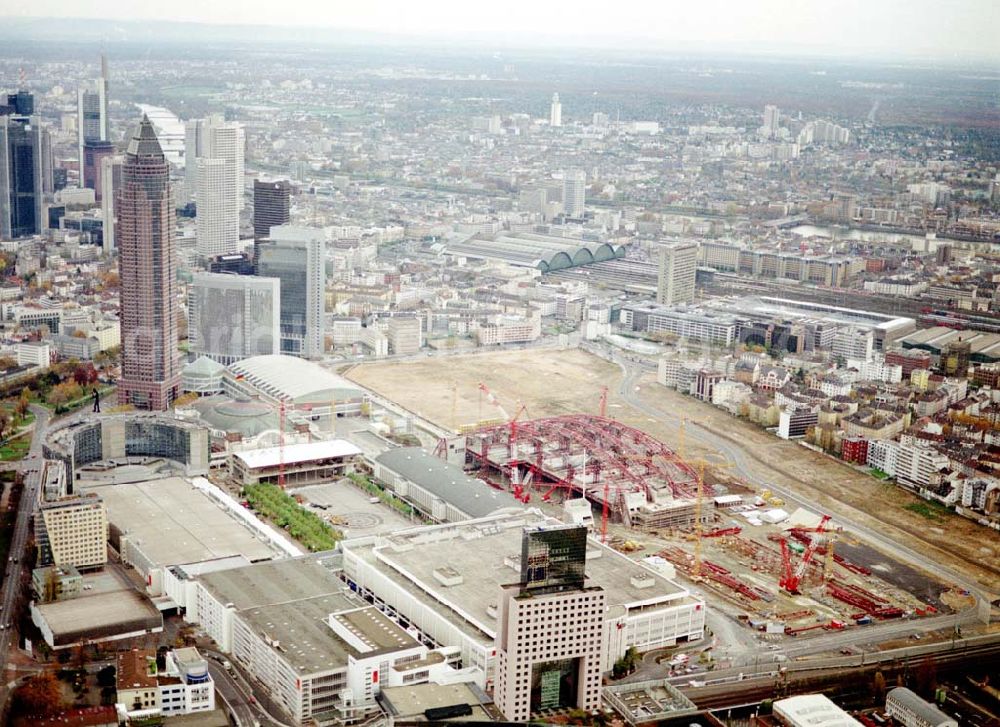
[255,225,325,359]
[655,241,698,307]
[117,118,180,410]
[77,56,110,179]
[494,525,605,722]
[253,179,292,240]
[188,272,280,365]
[762,104,780,138]
[550,92,562,127]
[100,154,123,253]
[83,139,115,201]
[187,115,245,258]
[562,169,586,219]
[0,109,44,240]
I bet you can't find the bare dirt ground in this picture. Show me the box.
[347,349,1000,594]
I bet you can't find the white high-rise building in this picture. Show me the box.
[186,115,245,257]
[656,241,698,307]
[76,57,109,174]
[188,272,280,365]
[762,104,780,138]
[100,154,123,254]
[494,525,605,722]
[562,169,586,218]
[550,92,562,127]
[256,225,326,359]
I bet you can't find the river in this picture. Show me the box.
[135,103,185,167]
[789,224,931,247]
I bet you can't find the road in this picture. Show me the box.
[0,405,51,698]
[611,360,991,662]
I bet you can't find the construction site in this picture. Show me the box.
[347,350,965,644]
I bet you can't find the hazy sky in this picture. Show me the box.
[5,0,999,62]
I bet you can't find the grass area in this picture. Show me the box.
[243,483,343,552]
[869,468,891,480]
[904,500,952,521]
[347,472,415,516]
[0,433,31,461]
[47,385,115,415]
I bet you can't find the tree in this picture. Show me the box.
[96,665,116,688]
[11,671,63,717]
[872,670,887,702]
[0,409,9,441]
[72,363,98,386]
[0,356,16,371]
[14,390,29,421]
[915,655,938,697]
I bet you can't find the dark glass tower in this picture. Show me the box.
[117,117,180,410]
[0,112,43,240]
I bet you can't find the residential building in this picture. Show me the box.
[188,272,280,365]
[894,439,950,491]
[476,315,542,345]
[117,117,181,410]
[256,225,326,358]
[778,406,818,440]
[656,242,697,306]
[32,564,83,602]
[494,525,605,722]
[34,494,108,571]
[117,649,161,714]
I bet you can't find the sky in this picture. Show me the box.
[4,0,999,63]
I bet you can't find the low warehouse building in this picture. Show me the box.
[30,589,163,650]
[772,694,862,726]
[885,687,958,727]
[230,439,362,487]
[372,447,521,522]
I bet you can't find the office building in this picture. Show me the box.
[100,154,123,252]
[82,139,115,200]
[562,168,586,218]
[3,90,33,115]
[253,178,292,241]
[34,493,108,570]
[387,315,421,355]
[656,242,698,306]
[117,647,216,719]
[188,272,280,365]
[117,117,181,410]
[77,56,110,175]
[550,92,562,127]
[885,687,958,727]
[0,111,44,240]
[256,225,325,358]
[494,524,605,722]
[186,115,244,257]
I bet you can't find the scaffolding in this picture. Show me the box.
[465,414,699,523]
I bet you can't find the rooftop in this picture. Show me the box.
[330,606,419,654]
[773,694,863,727]
[234,439,361,470]
[86,476,276,568]
[228,354,365,403]
[379,682,492,721]
[117,648,157,690]
[374,447,522,518]
[34,590,162,641]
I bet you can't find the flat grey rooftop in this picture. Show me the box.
[87,476,276,568]
[198,558,344,611]
[35,589,162,637]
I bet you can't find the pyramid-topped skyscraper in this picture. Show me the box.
[117,117,180,410]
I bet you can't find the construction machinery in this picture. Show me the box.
[779,514,831,594]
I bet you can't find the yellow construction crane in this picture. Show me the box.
[682,453,734,578]
[451,381,458,434]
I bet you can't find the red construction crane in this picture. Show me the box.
[779,514,831,594]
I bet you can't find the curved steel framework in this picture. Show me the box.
[465,414,698,520]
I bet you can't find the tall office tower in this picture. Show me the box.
[562,169,586,218]
[656,241,698,306]
[252,178,292,269]
[117,118,181,410]
[0,112,44,240]
[187,115,245,258]
[188,272,280,365]
[762,104,780,138]
[256,225,325,359]
[100,154,123,253]
[83,139,115,200]
[494,525,605,722]
[550,92,562,127]
[253,178,292,240]
[77,57,110,177]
